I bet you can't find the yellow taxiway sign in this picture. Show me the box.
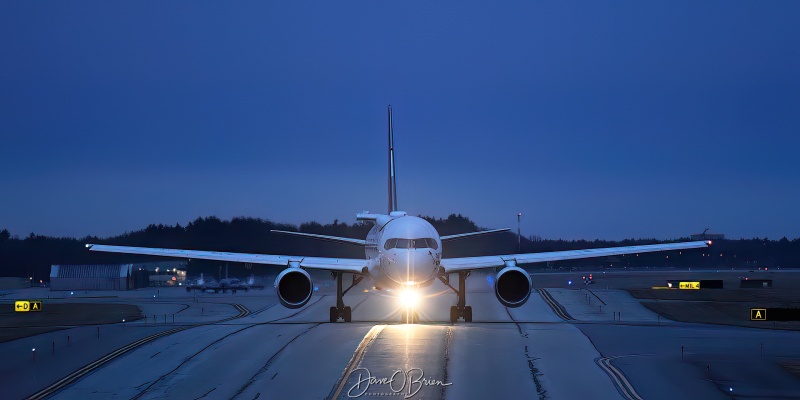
[14,300,43,312]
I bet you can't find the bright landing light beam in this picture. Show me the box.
[399,289,419,307]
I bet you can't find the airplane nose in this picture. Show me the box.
[385,250,436,285]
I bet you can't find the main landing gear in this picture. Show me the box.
[439,271,472,323]
[330,272,363,323]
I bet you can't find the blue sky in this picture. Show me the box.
[1,1,799,240]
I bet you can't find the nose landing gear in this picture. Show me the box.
[398,288,421,324]
[400,309,419,324]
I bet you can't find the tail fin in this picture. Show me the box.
[388,105,398,213]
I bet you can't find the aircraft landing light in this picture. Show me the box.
[399,289,419,307]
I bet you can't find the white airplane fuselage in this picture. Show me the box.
[363,214,442,290]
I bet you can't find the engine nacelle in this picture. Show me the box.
[274,267,313,309]
[494,265,532,308]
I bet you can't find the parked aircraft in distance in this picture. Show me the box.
[87,106,710,323]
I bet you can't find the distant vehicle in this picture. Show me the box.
[87,106,711,323]
[246,275,265,290]
[217,278,249,293]
[184,273,223,293]
[185,277,250,294]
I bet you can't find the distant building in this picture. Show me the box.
[50,264,136,291]
[131,261,187,287]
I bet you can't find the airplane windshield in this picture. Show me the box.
[384,238,438,250]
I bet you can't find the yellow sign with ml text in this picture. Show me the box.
[14,300,43,312]
[679,281,700,290]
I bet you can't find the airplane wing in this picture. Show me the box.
[270,230,366,246]
[440,228,510,241]
[440,240,711,272]
[85,244,367,273]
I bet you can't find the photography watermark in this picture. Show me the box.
[347,367,452,398]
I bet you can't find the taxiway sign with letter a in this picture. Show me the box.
[751,308,767,321]
[13,300,42,312]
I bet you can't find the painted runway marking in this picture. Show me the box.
[595,356,643,400]
[537,289,575,321]
[329,324,386,400]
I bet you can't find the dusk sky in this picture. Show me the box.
[2,2,799,241]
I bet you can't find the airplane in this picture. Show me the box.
[185,276,251,294]
[86,105,710,323]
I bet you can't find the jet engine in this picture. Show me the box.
[274,267,313,309]
[494,265,532,308]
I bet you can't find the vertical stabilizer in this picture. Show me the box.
[388,105,398,213]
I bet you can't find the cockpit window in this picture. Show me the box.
[384,238,438,250]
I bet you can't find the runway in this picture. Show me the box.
[3,271,800,399]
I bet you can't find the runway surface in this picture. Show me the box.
[3,271,800,399]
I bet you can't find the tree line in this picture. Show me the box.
[1,215,799,280]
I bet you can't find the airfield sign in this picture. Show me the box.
[749,308,800,321]
[679,281,700,290]
[750,308,767,320]
[14,300,43,312]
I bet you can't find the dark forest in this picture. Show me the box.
[2,215,798,280]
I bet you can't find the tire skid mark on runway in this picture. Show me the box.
[27,302,250,400]
[194,387,216,399]
[248,304,276,316]
[440,327,453,399]
[131,297,325,399]
[327,324,387,400]
[132,324,262,399]
[537,289,575,321]
[595,356,643,400]
[27,326,188,400]
[230,323,322,399]
[506,308,547,400]
[261,295,330,323]
[585,289,607,306]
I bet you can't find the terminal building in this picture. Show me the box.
[50,264,136,291]
[49,261,185,291]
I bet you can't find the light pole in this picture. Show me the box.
[517,212,522,253]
